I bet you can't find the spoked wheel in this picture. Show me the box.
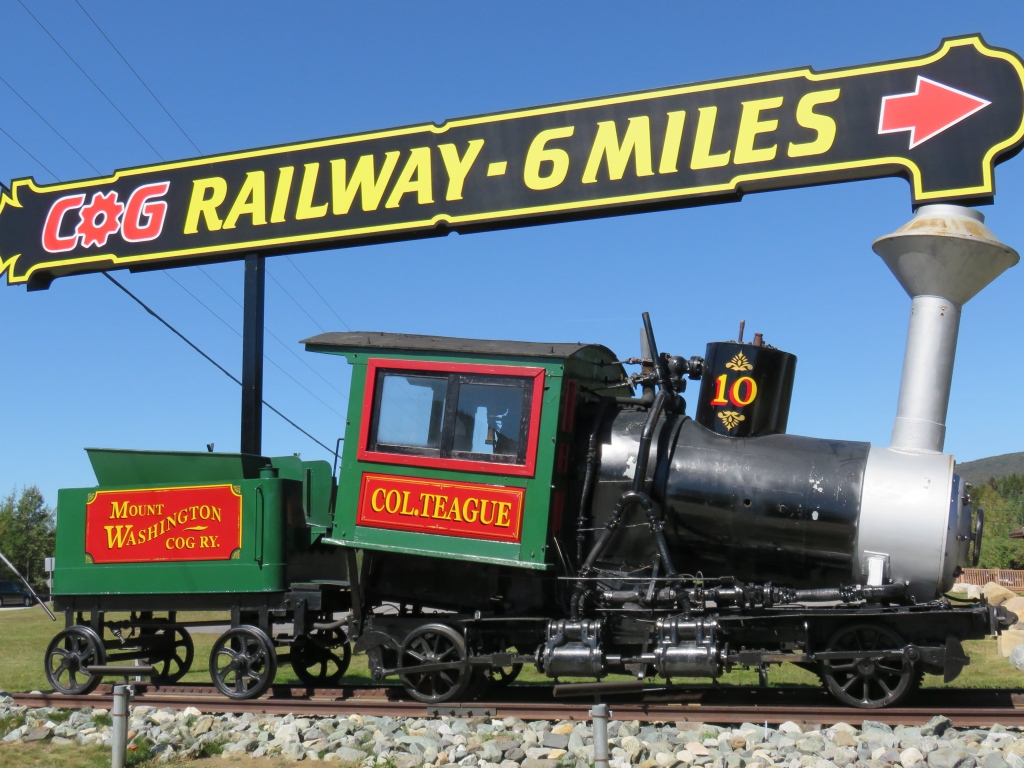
[144,626,194,684]
[209,625,277,700]
[819,623,918,708]
[290,628,351,686]
[45,626,106,695]
[399,623,471,704]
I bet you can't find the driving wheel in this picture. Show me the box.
[819,623,917,708]
[45,625,106,695]
[399,623,471,704]
[144,625,194,684]
[209,625,277,699]
[290,628,351,686]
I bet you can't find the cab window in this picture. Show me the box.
[364,364,536,473]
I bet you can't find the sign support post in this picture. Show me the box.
[241,254,265,455]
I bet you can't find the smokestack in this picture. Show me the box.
[873,204,1018,453]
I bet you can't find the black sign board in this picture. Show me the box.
[2,35,1022,288]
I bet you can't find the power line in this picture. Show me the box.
[161,270,346,419]
[72,0,203,156]
[0,73,102,175]
[16,0,165,160]
[103,273,335,455]
[285,256,352,331]
[0,125,59,181]
[267,270,327,333]
[196,266,347,397]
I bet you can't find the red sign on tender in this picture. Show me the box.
[84,484,242,564]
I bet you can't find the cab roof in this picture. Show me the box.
[302,331,632,395]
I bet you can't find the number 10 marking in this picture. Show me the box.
[710,374,758,407]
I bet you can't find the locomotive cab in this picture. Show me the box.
[303,332,632,601]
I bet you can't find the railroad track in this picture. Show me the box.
[12,684,1024,726]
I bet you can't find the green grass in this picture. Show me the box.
[0,604,1020,694]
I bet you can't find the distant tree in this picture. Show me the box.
[974,473,1024,570]
[0,486,55,590]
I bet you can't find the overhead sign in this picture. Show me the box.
[2,35,1022,288]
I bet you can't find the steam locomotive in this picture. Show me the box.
[46,205,1017,709]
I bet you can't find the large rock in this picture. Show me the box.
[999,630,1024,658]
[928,749,975,768]
[984,582,1019,606]
[1010,644,1024,671]
[1003,596,1024,620]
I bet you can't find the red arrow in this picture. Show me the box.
[878,76,990,148]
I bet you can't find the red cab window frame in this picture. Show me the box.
[357,358,545,477]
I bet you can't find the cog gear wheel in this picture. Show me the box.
[76,191,125,248]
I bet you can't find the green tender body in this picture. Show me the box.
[54,450,334,597]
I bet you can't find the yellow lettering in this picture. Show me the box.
[177,510,189,525]
[734,96,784,165]
[371,488,386,513]
[690,107,731,170]
[212,506,221,522]
[110,500,128,519]
[438,140,484,201]
[788,88,841,158]
[385,147,433,209]
[399,490,420,516]
[420,493,436,517]
[183,177,228,233]
[582,116,653,183]
[384,489,402,515]
[105,525,135,549]
[270,166,294,223]
[523,126,574,191]
[480,499,495,526]
[448,497,462,522]
[462,498,479,524]
[296,162,329,219]
[495,502,511,528]
[331,152,400,214]
[222,171,267,229]
[435,495,450,520]
[658,111,687,174]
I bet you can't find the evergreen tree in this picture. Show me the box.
[0,486,55,590]
[974,473,1024,570]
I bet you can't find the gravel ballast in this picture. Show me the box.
[2,693,1022,766]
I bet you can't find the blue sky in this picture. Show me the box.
[1,2,1023,507]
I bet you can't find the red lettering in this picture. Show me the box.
[41,194,86,253]
[122,182,169,242]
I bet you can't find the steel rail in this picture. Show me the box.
[11,685,1024,727]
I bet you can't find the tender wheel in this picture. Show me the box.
[399,623,471,704]
[290,628,351,686]
[209,625,277,700]
[819,623,918,708]
[145,626,194,684]
[45,626,106,695]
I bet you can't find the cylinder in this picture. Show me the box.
[890,296,961,452]
[694,342,796,437]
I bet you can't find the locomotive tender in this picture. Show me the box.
[47,205,1018,708]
